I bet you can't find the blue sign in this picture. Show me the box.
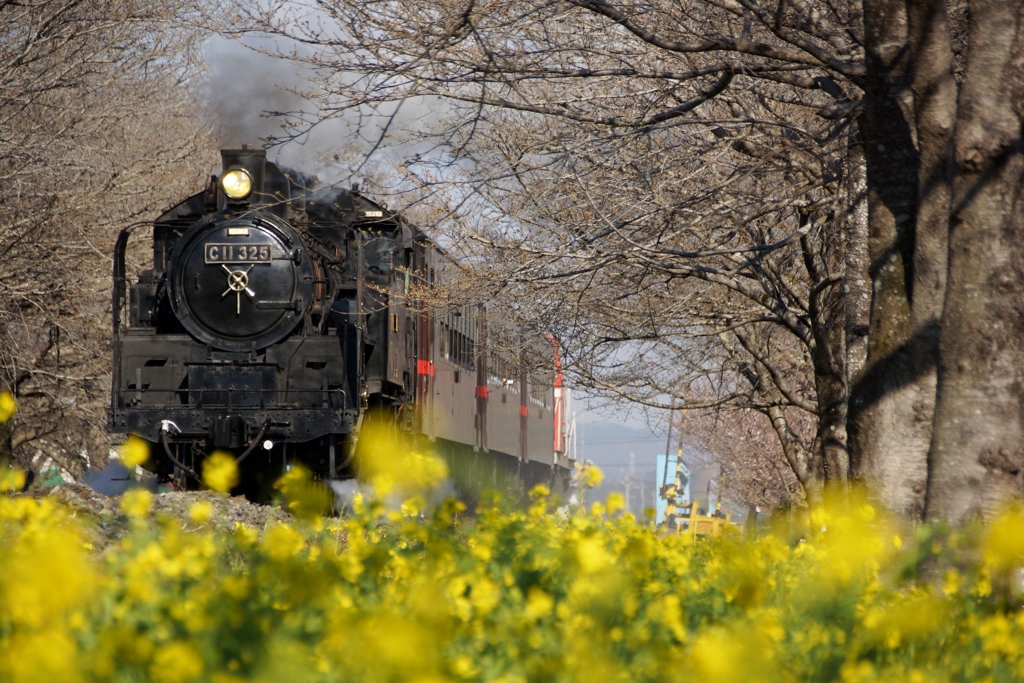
[655,452,691,524]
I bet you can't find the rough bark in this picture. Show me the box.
[898,0,956,512]
[766,404,822,504]
[925,0,1024,523]
[802,224,849,482]
[850,0,956,519]
[850,0,919,513]
[843,139,871,383]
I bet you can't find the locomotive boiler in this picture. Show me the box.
[108,148,572,497]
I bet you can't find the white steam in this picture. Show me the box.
[204,35,444,189]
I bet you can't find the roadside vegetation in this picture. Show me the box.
[2,398,1024,683]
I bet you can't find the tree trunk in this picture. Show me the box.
[850,0,956,519]
[815,362,849,482]
[899,0,956,515]
[843,138,871,383]
[925,0,1024,523]
[766,404,822,504]
[804,224,850,482]
[849,0,924,516]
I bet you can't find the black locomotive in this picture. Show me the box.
[109,148,572,496]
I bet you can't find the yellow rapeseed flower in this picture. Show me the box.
[690,627,744,682]
[262,523,305,561]
[0,521,93,629]
[451,655,478,679]
[354,412,449,499]
[470,576,500,613]
[0,391,16,423]
[576,536,612,574]
[983,506,1024,572]
[972,567,993,597]
[942,569,961,596]
[645,594,686,642]
[0,628,83,683]
[524,587,554,620]
[121,489,153,519]
[232,522,258,548]
[530,484,550,499]
[0,467,25,493]
[275,465,331,521]
[573,462,604,488]
[120,434,149,468]
[0,468,1019,681]
[150,641,203,683]
[210,674,246,683]
[202,451,238,493]
[188,501,214,525]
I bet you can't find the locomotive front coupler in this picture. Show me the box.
[200,415,276,462]
[159,416,272,478]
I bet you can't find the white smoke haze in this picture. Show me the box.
[329,477,460,516]
[205,35,352,179]
[203,33,448,198]
[202,26,486,273]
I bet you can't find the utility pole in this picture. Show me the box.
[659,402,675,527]
[579,412,584,463]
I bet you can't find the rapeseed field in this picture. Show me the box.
[1,391,1024,683]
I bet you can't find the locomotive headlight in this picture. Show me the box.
[221,168,253,200]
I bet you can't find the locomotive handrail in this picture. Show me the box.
[113,386,350,407]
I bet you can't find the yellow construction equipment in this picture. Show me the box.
[660,448,734,538]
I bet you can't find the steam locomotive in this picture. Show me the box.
[108,148,573,496]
